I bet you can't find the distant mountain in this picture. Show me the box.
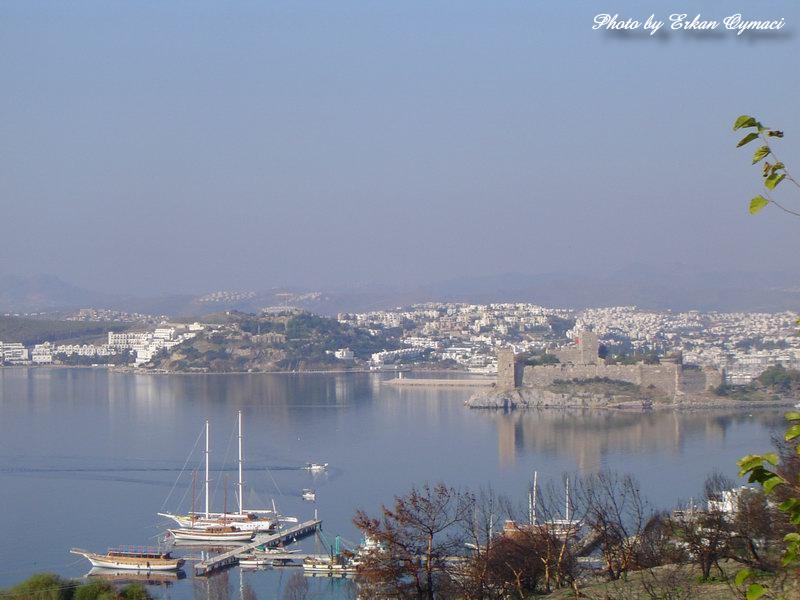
[1,266,798,317]
[0,274,112,313]
[417,265,800,312]
[0,274,194,316]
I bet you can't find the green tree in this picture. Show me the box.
[0,573,76,600]
[73,581,117,600]
[734,115,800,600]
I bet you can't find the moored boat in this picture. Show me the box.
[159,511,276,532]
[301,488,316,501]
[168,526,254,543]
[160,413,295,533]
[302,555,356,575]
[71,547,184,571]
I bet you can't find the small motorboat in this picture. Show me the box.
[238,556,274,568]
[305,462,328,472]
[302,489,316,501]
[302,555,356,575]
[71,547,184,571]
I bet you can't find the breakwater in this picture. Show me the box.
[384,377,494,387]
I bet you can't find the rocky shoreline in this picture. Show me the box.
[466,386,798,410]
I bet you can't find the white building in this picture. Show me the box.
[334,348,354,360]
[108,332,152,350]
[153,327,176,341]
[0,342,29,364]
[31,343,53,364]
[707,486,752,515]
[370,348,423,365]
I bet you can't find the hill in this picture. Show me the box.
[147,310,401,372]
[0,316,129,346]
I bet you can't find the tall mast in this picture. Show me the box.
[532,471,538,525]
[528,489,532,526]
[565,476,570,522]
[238,410,244,515]
[191,470,197,527]
[204,419,210,519]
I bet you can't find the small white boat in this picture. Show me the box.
[302,556,356,575]
[168,526,253,543]
[239,546,300,567]
[302,489,316,501]
[306,462,328,472]
[238,556,274,567]
[71,548,184,572]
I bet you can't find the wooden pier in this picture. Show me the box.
[194,519,321,576]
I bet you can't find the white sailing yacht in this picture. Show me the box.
[165,419,254,543]
[160,413,295,533]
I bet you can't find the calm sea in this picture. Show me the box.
[0,367,786,599]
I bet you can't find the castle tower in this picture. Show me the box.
[497,349,523,388]
[576,330,600,365]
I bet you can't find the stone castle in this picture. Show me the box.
[497,331,722,399]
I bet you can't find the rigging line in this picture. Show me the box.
[159,425,205,512]
[211,417,237,511]
[263,461,284,498]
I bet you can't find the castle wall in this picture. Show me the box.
[639,363,680,396]
[679,366,721,394]
[521,363,646,388]
[517,361,714,398]
[499,330,721,399]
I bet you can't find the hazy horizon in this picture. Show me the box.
[2,1,799,296]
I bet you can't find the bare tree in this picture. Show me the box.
[282,572,308,600]
[193,571,230,600]
[488,476,581,596]
[455,486,504,600]
[668,474,734,582]
[353,482,473,600]
[240,584,259,600]
[578,471,656,581]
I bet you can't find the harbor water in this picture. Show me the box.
[0,367,786,598]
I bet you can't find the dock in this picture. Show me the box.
[383,377,494,387]
[194,519,321,576]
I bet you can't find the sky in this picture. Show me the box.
[1,1,799,295]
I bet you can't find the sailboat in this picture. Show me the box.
[71,547,184,571]
[164,419,253,543]
[504,471,581,539]
[536,473,582,538]
[159,413,295,532]
[168,472,253,543]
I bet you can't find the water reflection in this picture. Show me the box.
[489,409,785,470]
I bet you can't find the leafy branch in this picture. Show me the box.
[736,411,800,600]
[733,115,800,217]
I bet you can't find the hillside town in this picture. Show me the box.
[1,303,799,385]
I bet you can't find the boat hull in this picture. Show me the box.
[159,512,275,532]
[72,550,183,572]
[168,528,253,542]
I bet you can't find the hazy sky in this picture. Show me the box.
[1,1,799,295]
